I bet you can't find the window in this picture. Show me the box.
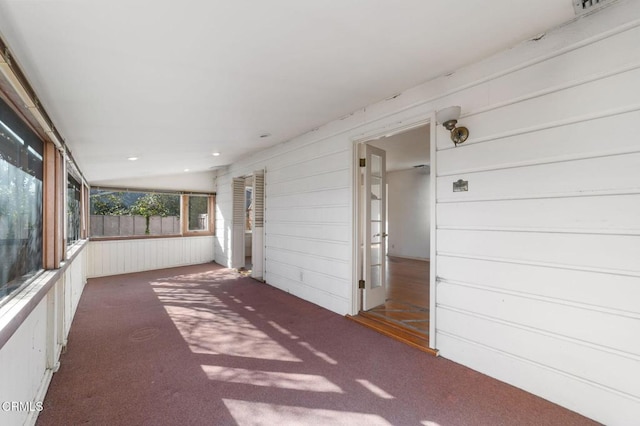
[89,189,214,238]
[90,189,181,237]
[0,97,44,300]
[187,195,209,231]
[67,174,81,246]
[245,187,253,230]
[183,194,214,235]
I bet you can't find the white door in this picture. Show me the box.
[251,170,265,280]
[362,144,387,310]
[231,177,246,269]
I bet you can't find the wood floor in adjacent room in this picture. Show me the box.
[368,256,430,335]
[347,256,432,354]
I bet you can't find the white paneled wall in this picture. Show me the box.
[214,2,640,424]
[88,236,215,278]
[216,134,353,315]
[0,243,87,426]
[433,18,640,422]
[387,169,430,260]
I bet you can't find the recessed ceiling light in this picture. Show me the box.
[184,168,190,172]
[127,156,138,161]
[260,133,271,138]
[212,152,221,156]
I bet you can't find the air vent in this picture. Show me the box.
[573,0,614,15]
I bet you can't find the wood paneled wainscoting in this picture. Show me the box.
[348,256,435,355]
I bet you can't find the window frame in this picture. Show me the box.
[0,93,45,304]
[182,194,215,236]
[88,188,215,241]
[66,172,82,247]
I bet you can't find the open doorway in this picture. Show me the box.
[231,170,265,281]
[352,124,433,352]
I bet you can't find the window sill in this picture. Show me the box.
[66,238,87,256]
[0,239,89,350]
[183,231,215,237]
[90,233,213,242]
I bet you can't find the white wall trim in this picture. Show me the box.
[439,278,640,322]
[438,187,640,204]
[436,329,640,403]
[438,225,640,237]
[439,251,640,279]
[441,103,640,154]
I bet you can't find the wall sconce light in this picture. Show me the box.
[436,106,469,146]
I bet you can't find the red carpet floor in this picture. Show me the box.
[37,263,597,425]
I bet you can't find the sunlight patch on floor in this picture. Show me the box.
[298,341,337,365]
[268,320,299,340]
[356,379,395,400]
[152,286,301,361]
[223,400,393,426]
[202,366,343,393]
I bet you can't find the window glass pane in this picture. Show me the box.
[67,175,81,245]
[371,153,382,177]
[90,189,180,236]
[188,196,209,231]
[370,265,381,289]
[245,188,252,230]
[0,98,43,300]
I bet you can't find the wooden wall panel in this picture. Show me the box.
[436,66,640,150]
[267,222,349,242]
[438,194,640,233]
[87,236,215,278]
[438,229,640,274]
[437,308,640,397]
[268,188,350,208]
[438,108,640,176]
[437,152,640,203]
[437,256,640,313]
[266,168,350,197]
[486,24,640,106]
[429,8,640,424]
[215,136,353,314]
[437,281,640,354]
[436,333,638,426]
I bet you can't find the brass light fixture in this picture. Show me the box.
[437,106,469,146]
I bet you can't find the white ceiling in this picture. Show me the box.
[0,1,575,187]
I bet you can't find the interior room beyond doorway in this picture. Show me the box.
[368,256,429,334]
[353,124,431,350]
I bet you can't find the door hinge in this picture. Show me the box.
[359,158,366,167]
[358,279,365,289]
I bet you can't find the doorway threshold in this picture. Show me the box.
[346,311,437,356]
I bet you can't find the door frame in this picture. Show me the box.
[350,111,437,349]
[230,171,266,280]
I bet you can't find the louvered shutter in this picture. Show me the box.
[231,177,246,269]
[251,170,265,280]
